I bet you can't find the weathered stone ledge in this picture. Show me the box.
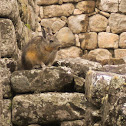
[12,93,86,126]
[85,70,126,106]
[11,67,74,93]
[55,57,102,77]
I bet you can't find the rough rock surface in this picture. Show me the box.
[55,58,102,77]
[0,68,12,98]
[61,119,86,126]
[99,11,110,18]
[85,70,125,105]
[100,58,126,65]
[1,99,12,126]
[56,46,83,60]
[0,0,38,50]
[89,14,108,32]
[56,27,75,47]
[0,58,17,72]
[1,0,126,126]
[76,1,95,13]
[74,76,85,93]
[73,9,83,15]
[12,93,86,126]
[104,94,126,126]
[119,0,126,13]
[11,67,73,93]
[16,22,36,49]
[114,49,126,59]
[0,19,17,57]
[109,13,126,34]
[97,0,118,13]
[100,64,126,75]
[18,0,37,31]
[37,0,59,5]
[68,14,89,33]
[119,32,126,48]
[43,4,74,18]
[41,18,66,33]
[98,32,119,49]
[0,0,19,21]
[83,48,112,63]
[79,32,98,50]
[39,6,43,19]
[0,73,2,126]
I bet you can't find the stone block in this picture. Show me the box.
[79,32,98,50]
[100,64,126,75]
[98,32,119,49]
[12,93,86,125]
[43,4,74,18]
[56,47,83,60]
[75,34,80,47]
[76,1,95,13]
[39,6,44,19]
[0,0,19,21]
[85,70,126,106]
[68,14,89,33]
[18,0,37,31]
[41,18,66,33]
[119,0,126,13]
[2,99,12,126]
[56,27,75,47]
[99,11,110,18]
[103,94,126,126]
[11,67,73,93]
[109,13,126,34]
[74,76,85,93]
[0,19,17,57]
[101,78,126,125]
[73,9,83,15]
[0,68,12,98]
[89,14,108,32]
[55,57,102,78]
[101,58,125,65]
[37,0,59,5]
[119,32,126,48]
[85,48,112,63]
[97,0,118,13]
[114,49,126,59]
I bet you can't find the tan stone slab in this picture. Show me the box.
[115,49,126,59]
[98,32,119,49]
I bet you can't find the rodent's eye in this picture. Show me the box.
[58,47,60,50]
[50,40,53,43]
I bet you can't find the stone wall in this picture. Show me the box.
[0,0,39,125]
[0,0,126,126]
[36,0,126,64]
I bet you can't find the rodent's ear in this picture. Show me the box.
[42,26,46,39]
[42,27,53,39]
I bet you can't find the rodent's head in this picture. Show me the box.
[42,27,60,50]
[50,42,61,51]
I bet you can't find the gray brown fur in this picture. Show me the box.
[22,29,60,70]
